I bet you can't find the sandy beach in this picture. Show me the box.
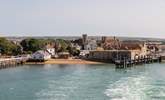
[26,59,104,64]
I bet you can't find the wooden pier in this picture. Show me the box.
[0,57,29,69]
[115,56,162,68]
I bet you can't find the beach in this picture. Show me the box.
[26,59,104,64]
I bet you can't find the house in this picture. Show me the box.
[147,44,159,54]
[31,50,51,61]
[71,43,81,50]
[46,48,55,56]
[101,36,148,57]
[44,44,55,56]
[159,45,165,52]
[120,42,148,57]
[58,52,70,59]
[101,36,121,50]
[84,39,97,50]
[79,50,90,58]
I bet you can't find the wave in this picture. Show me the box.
[104,75,151,100]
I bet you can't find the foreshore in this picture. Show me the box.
[26,59,105,64]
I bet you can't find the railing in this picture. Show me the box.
[115,56,162,68]
[0,57,29,69]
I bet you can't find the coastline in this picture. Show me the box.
[26,59,105,65]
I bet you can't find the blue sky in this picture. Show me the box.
[0,0,165,38]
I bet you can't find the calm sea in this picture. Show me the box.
[0,63,165,100]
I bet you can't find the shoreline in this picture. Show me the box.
[25,59,165,65]
[26,59,105,65]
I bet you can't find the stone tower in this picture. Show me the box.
[82,34,88,50]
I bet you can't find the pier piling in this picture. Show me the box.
[115,56,161,68]
[0,57,28,69]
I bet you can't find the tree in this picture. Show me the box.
[12,45,23,55]
[20,38,55,53]
[67,46,80,56]
[56,39,71,52]
[0,37,21,55]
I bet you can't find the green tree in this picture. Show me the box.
[20,38,55,53]
[56,39,71,52]
[0,37,21,55]
[67,46,80,56]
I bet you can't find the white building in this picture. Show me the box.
[44,44,56,56]
[82,34,97,50]
[31,50,51,61]
[84,39,97,50]
[46,48,55,56]
[79,50,89,58]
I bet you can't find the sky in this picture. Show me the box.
[0,0,165,38]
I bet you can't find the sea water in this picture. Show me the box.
[0,63,165,100]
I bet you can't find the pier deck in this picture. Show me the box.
[115,56,162,68]
[0,57,29,69]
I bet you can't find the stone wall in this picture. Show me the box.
[88,50,132,62]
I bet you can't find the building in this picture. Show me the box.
[82,34,88,50]
[84,39,97,50]
[58,52,70,59]
[157,45,165,59]
[120,42,148,57]
[44,43,56,56]
[159,45,165,52]
[81,34,97,50]
[79,50,90,58]
[46,48,55,56]
[31,50,51,61]
[100,36,148,57]
[88,50,146,63]
[82,34,88,45]
[88,50,131,62]
[146,43,159,55]
[101,36,121,50]
[71,43,81,50]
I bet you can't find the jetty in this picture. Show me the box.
[115,56,162,68]
[0,57,29,69]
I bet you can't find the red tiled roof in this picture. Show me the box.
[120,43,142,50]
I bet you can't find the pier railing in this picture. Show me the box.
[0,57,29,69]
[115,56,162,68]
